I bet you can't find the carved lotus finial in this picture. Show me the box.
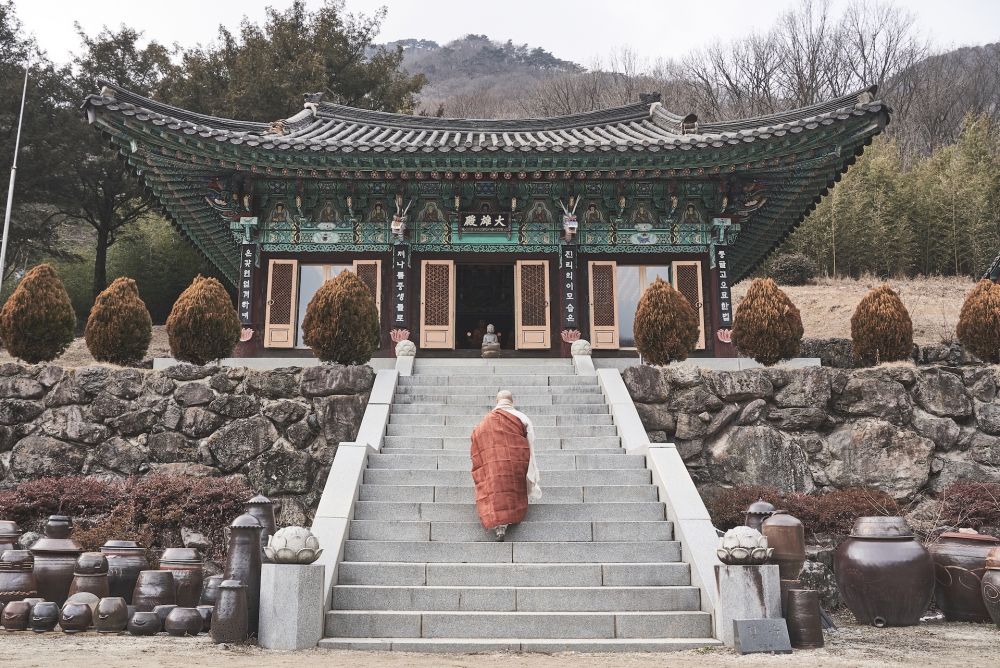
[570,339,592,356]
[395,339,416,357]
[264,527,323,564]
[717,526,772,565]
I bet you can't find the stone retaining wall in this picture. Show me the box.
[624,362,1000,505]
[0,362,374,525]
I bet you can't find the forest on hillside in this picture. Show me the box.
[0,0,996,325]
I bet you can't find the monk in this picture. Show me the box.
[470,391,542,541]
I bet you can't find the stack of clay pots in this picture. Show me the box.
[68,553,110,600]
[158,548,204,608]
[29,516,83,606]
[0,551,37,604]
[101,540,149,605]
[758,509,823,650]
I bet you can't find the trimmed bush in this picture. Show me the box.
[0,263,76,363]
[633,278,699,365]
[85,277,153,366]
[731,278,804,366]
[705,485,900,535]
[771,253,817,286]
[850,284,913,365]
[302,269,380,364]
[0,474,250,560]
[956,279,1000,363]
[166,275,241,366]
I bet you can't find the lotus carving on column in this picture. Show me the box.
[717,526,773,565]
[263,527,323,564]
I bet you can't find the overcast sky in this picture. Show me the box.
[16,0,1000,67]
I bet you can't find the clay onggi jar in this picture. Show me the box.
[834,516,935,626]
[762,510,806,580]
[929,532,1000,623]
[211,579,248,644]
[100,541,149,605]
[29,516,83,606]
[0,550,37,604]
[132,570,175,612]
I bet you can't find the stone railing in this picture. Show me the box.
[0,362,374,524]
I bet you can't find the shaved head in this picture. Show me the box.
[497,390,513,404]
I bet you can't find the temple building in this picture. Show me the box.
[83,84,889,357]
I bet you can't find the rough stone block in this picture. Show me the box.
[259,564,325,650]
[715,564,781,646]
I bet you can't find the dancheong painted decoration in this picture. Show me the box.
[82,83,888,356]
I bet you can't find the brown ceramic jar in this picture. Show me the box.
[762,510,806,580]
[245,495,277,562]
[211,579,248,644]
[94,597,128,633]
[68,552,110,600]
[101,541,149,605]
[0,521,21,556]
[785,589,824,649]
[132,570,176,612]
[834,516,935,626]
[127,611,161,636]
[201,574,224,606]
[29,516,83,606]
[223,514,262,635]
[29,601,59,633]
[982,547,1000,627]
[59,602,93,633]
[159,548,204,608]
[929,532,1000,622]
[0,550,37,604]
[165,606,203,636]
[2,600,30,630]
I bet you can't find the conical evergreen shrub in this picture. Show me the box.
[731,278,804,366]
[633,278,699,365]
[0,263,76,364]
[166,275,241,366]
[302,269,380,364]
[85,277,153,366]
[850,284,913,365]
[957,279,1000,363]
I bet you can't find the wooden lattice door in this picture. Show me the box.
[420,259,455,349]
[589,260,619,349]
[264,259,298,348]
[515,260,550,349]
[353,260,382,320]
[672,260,706,349]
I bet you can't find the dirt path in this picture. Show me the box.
[3,614,999,668]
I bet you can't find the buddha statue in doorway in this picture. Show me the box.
[482,324,501,358]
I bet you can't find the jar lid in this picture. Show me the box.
[746,499,775,515]
[939,531,1000,542]
[160,548,202,562]
[102,540,143,549]
[0,549,33,569]
[0,520,20,534]
[231,514,262,529]
[220,579,246,588]
[851,516,915,539]
[29,537,84,553]
[245,494,273,506]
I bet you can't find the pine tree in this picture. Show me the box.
[85,277,153,365]
[166,275,241,365]
[731,278,804,366]
[302,269,381,364]
[633,278,699,365]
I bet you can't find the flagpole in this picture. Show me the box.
[0,65,30,293]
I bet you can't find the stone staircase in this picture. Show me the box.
[318,358,720,652]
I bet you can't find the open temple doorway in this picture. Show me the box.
[456,264,514,349]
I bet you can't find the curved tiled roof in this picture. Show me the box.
[86,81,885,155]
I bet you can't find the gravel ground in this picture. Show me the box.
[2,612,998,668]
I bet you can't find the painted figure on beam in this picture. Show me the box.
[469,391,541,541]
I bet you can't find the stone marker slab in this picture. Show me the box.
[733,618,792,655]
[259,563,325,650]
[715,564,781,646]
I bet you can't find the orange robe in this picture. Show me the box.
[470,409,531,529]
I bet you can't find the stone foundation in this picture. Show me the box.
[0,362,374,524]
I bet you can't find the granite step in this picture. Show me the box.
[324,610,713,639]
[366,451,636,471]
[357,485,658,504]
[391,394,606,406]
[385,424,619,438]
[389,404,609,416]
[318,637,722,653]
[387,413,615,427]
[331,585,700,612]
[347,520,673,543]
[337,562,693,587]
[352,502,665,523]
[362,468,652,487]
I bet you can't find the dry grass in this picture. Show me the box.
[0,325,171,368]
[732,275,977,345]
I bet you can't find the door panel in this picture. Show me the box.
[515,260,550,349]
[353,260,382,318]
[420,260,455,349]
[264,259,297,348]
[673,260,706,349]
[589,260,618,349]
